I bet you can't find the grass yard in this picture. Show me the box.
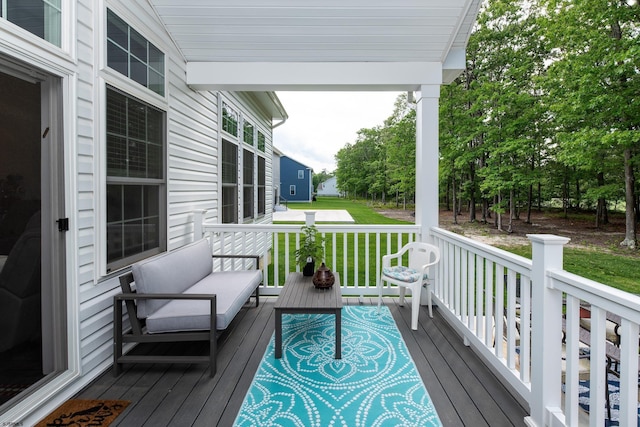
[498,245,640,294]
[281,197,412,224]
[276,197,639,295]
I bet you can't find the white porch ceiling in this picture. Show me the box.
[148,0,481,91]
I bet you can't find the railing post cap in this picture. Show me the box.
[526,234,570,245]
[304,211,316,226]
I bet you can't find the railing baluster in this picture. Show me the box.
[364,232,370,291]
[476,254,484,339]
[485,260,494,348]
[468,249,476,330]
[461,248,468,325]
[495,266,504,360]
[343,231,348,287]
[588,306,607,426]
[519,274,531,383]
[354,232,359,288]
[620,319,639,427]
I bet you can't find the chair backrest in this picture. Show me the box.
[406,242,440,270]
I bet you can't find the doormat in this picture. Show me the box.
[35,399,130,427]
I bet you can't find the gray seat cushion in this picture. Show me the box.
[132,239,213,319]
[146,269,262,333]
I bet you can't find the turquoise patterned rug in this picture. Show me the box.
[234,305,442,426]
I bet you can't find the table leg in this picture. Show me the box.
[335,308,342,359]
[275,309,282,359]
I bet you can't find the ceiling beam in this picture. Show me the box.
[186,61,444,91]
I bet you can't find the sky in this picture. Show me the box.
[273,91,403,173]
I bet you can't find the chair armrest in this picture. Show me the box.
[115,293,217,302]
[212,254,260,269]
[382,250,406,267]
[419,250,441,273]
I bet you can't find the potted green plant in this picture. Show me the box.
[294,225,325,276]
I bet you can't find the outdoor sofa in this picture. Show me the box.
[113,238,262,377]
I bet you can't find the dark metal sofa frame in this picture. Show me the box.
[113,254,260,378]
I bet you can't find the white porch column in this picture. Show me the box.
[526,234,570,427]
[415,85,440,242]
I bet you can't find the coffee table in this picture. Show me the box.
[274,272,342,359]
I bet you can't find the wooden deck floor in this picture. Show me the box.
[76,297,528,426]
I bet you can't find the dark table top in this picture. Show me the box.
[275,272,342,310]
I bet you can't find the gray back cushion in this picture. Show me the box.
[132,239,213,318]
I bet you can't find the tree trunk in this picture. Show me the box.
[496,193,502,232]
[452,175,458,225]
[507,189,514,233]
[537,182,542,211]
[469,165,476,222]
[482,199,489,223]
[526,184,533,224]
[563,176,569,218]
[596,171,608,227]
[444,181,450,211]
[620,148,637,249]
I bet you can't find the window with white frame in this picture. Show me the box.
[220,101,269,223]
[258,156,265,216]
[1,0,62,47]
[290,185,296,196]
[298,169,304,179]
[243,121,254,146]
[243,149,254,221]
[222,139,238,224]
[222,103,238,137]
[257,131,266,152]
[106,86,165,270]
[107,9,165,96]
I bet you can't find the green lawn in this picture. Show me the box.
[282,197,411,225]
[498,245,640,295]
[276,197,639,295]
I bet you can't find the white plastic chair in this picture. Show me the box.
[378,242,440,330]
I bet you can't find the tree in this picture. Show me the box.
[540,0,640,248]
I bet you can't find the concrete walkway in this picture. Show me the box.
[272,209,355,223]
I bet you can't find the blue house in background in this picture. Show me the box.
[280,156,313,202]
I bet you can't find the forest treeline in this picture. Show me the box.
[333,0,639,248]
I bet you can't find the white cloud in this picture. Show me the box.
[273,91,402,173]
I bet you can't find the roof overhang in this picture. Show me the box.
[148,0,481,92]
[244,91,288,122]
[188,61,443,92]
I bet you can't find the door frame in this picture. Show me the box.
[0,55,80,422]
[40,75,67,375]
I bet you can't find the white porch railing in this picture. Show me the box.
[432,228,640,427]
[200,220,420,296]
[197,212,640,427]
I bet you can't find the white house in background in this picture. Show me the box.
[0,2,286,423]
[317,176,341,197]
